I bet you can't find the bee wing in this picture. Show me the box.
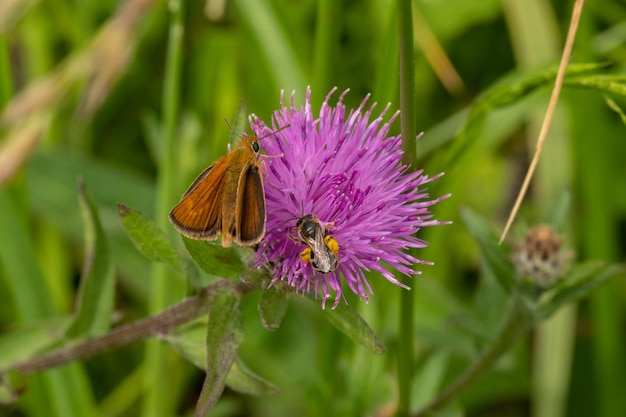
[234,161,266,246]
[169,160,228,239]
[309,234,339,274]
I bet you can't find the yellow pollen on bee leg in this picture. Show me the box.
[324,235,339,256]
[300,248,312,263]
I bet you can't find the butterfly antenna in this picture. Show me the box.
[259,124,290,141]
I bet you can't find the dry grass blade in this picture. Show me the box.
[0,0,157,181]
[499,0,585,244]
[0,113,50,183]
[412,7,464,95]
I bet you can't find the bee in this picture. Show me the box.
[291,214,339,274]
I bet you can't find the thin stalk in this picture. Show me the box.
[501,1,576,416]
[143,0,186,416]
[397,0,416,415]
[499,0,585,243]
[415,294,535,416]
[4,281,243,375]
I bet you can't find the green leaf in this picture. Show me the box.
[226,357,279,396]
[322,302,386,354]
[182,237,246,280]
[445,63,608,166]
[117,203,183,274]
[445,314,491,343]
[258,282,290,331]
[164,318,278,396]
[162,318,208,370]
[412,351,451,411]
[605,96,626,124]
[545,189,571,230]
[67,179,115,339]
[196,288,245,415]
[564,75,626,96]
[460,208,516,294]
[537,262,624,319]
[229,100,249,147]
[478,63,607,110]
[0,187,55,321]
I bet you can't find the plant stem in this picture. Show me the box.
[397,0,416,414]
[398,0,416,165]
[5,281,244,375]
[499,0,585,243]
[415,294,535,416]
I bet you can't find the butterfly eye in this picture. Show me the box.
[252,141,260,153]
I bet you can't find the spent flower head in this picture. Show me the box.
[512,224,573,288]
[250,87,449,308]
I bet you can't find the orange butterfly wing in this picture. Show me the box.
[234,161,266,245]
[169,159,229,239]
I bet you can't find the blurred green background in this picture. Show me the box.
[1,0,625,416]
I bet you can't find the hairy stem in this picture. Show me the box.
[415,294,535,416]
[397,0,417,415]
[5,281,245,375]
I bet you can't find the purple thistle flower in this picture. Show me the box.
[250,87,449,308]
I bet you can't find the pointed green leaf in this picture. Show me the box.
[322,302,386,354]
[196,288,244,415]
[412,352,451,411]
[163,318,278,396]
[162,318,208,370]
[240,264,269,287]
[564,75,626,96]
[67,180,115,338]
[182,237,245,280]
[545,189,571,230]
[445,314,491,343]
[118,203,183,274]
[258,282,290,331]
[0,187,54,321]
[226,357,279,396]
[537,262,623,319]
[229,100,249,147]
[605,96,626,124]
[446,63,608,165]
[460,208,516,293]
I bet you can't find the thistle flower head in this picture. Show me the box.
[512,225,572,288]
[250,87,448,308]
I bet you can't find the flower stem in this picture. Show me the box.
[398,0,417,165]
[4,281,245,375]
[415,294,535,416]
[397,0,417,414]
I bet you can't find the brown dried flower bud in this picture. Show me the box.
[512,225,571,287]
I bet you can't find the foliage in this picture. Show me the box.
[1,1,626,417]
